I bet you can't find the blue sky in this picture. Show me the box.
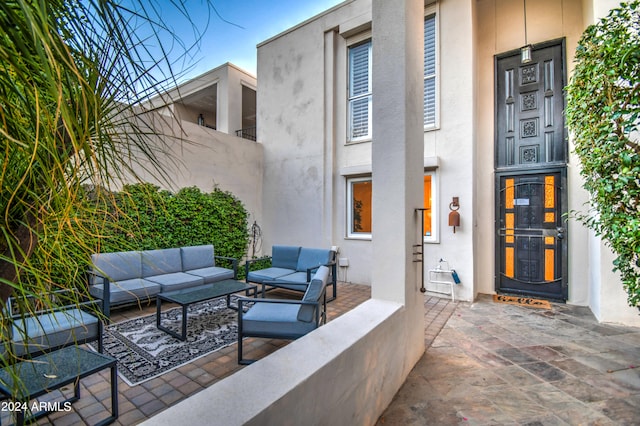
[157,0,344,81]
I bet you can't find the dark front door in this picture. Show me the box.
[495,40,568,301]
[496,170,567,301]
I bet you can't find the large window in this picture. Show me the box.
[424,15,437,129]
[347,173,437,241]
[348,40,372,142]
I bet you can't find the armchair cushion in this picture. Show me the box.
[295,248,332,273]
[11,309,99,357]
[247,267,296,284]
[181,245,215,270]
[242,303,317,337]
[89,278,162,304]
[141,248,182,277]
[145,272,204,291]
[298,266,329,322]
[187,266,234,283]
[91,251,142,283]
[271,245,301,270]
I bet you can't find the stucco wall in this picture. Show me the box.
[257,0,477,300]
[128,114,264,227]
[142,299,412,426]
[257,0,374,280]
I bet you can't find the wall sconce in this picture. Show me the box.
[520,0,532,64]
[448,197,460,233]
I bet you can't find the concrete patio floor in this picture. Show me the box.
[15,287,640,425]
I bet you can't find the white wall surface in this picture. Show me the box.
[142,299,413,426]
[127,113,264,227]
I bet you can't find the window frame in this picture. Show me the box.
[346,175,373,239]
[424,12,439,131]
[423,170,439,243]
[347,39,372,143]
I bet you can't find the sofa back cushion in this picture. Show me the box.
[297,265,329,322]
[296,248,331,272]
[142,248,182,277]
[271,245,301,270]
[181,245,215,271]
[91,251,142,283]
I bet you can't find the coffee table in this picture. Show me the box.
[156,279,257,341]
[0,346,118,426]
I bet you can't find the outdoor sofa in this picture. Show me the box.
[88,244,237,317]
[244,245,337,301]
[237,265,329,364]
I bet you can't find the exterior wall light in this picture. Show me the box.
[520,0,532,64]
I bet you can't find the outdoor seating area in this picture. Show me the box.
[0,281,370,425]
[5,291,638,425]
[0,242,347,424]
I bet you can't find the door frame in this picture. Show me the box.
[493,38,569,302]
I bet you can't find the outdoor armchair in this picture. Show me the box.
[237,265,329,364]
[245,245,337,301]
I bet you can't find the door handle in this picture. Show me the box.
[556,227,565,240]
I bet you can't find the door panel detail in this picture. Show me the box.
[497,171,567,301]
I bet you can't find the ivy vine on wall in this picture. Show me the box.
[565,1,640,307]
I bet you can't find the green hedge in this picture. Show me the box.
[565,1,640,307]
[27,183,249,289]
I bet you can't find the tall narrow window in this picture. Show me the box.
[423,175,433,237]
[424,15,436,128]
[423,171,438,242]
[347,177,372,238]
[348,40,372,141]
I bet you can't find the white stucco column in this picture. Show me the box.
[371,0,424,305]
[216,67,243,134]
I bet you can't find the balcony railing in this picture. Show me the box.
[235,126,257,141]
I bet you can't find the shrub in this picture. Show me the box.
[28,183,249,288]
[565,1,640,307]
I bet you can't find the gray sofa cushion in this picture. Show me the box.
[142,248,182,277]
[186,267,234,284]
[89,278,162,304]
[247,267,296,284]
[181,245,215,271]
[242,303,317,337]
[298,266,329,322]
[11,309,99,357]
[296,248,331,272]
[271,245,301,270]
[146,272,205,292]
[91,251,142,283]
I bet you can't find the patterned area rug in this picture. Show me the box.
[102,296,241,386]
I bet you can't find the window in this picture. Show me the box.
[348,40,372,141]
[423,171,438,242]
[424,15,437,128]
[346,173,437,241]
[347,177,372,238]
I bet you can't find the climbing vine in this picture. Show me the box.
[565,1,640,307]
